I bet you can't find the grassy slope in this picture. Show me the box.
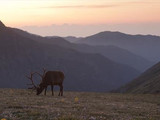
[115,62,160,94]
[0,89,160,120]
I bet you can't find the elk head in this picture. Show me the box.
[26,68,47,95]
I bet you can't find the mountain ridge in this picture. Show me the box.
[114,61,160,94]
[11,28,153,72]
[0,20,5,28]
[0,21,139,91]
[76,31,160,62]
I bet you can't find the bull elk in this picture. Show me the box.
[27,69,64,96]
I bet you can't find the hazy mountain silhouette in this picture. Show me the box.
[46,40,153,72]
[63,36,82,43]
[115,62,160,94]
[12,28,153,72]
[0,20,6,29]
[0,21,139,91]
[76,31,160,62]
[39,38,153,72]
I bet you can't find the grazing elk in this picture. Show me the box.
[27,69,64,96]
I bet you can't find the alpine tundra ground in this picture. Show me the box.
[0,89,160,120]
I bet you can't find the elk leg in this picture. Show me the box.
[58,85,61,96]
[59,85,63,96]
[60,85,63,96]
[51,85,54,96]
[44,87,47,95]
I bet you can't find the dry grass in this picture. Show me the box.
[0,89,160,120]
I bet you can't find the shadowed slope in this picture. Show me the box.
[12,28,153,72]
[115,62,160,93]
[0,21,139,91]
[77,31,160,62]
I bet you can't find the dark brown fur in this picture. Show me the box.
[36,71,64,96]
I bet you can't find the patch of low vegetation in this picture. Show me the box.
[0,89,160,120]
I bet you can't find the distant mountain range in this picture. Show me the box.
[12,28,153,72]
[115,62,160,94]
[0,21,140,91]
[40,38,153,72]
[74,31,160,63]
[63,36,82,43]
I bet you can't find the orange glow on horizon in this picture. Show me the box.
[0,0,160,27]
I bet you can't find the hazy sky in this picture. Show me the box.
[0,0,160,37]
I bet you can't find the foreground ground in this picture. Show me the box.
[0,89,159,120]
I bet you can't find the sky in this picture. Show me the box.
[0,0,160,37]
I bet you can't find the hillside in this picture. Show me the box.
[76,31,160,62]
[63,36,82,43]
[115,62,160,93]
[0,89,160,120]
[0,21,139,91]
[44,39,153,72]
[12,28,153,72]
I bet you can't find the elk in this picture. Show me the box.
[27,69,64,96]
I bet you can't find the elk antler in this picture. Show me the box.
[35,68,47,79]
[26,72,37,90]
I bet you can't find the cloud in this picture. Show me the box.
[21,22,160,37]
[38,0,160,9]
[40,4,117,9]
[128,0,160,4]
